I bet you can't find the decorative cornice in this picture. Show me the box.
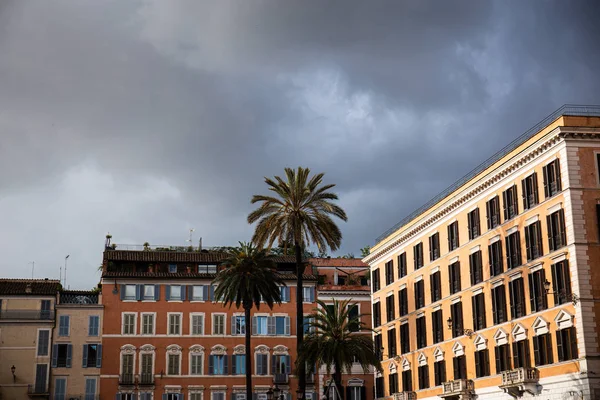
[189,345,205,354]
[273,345,289,355]
[233,345,246,355]
[210,344,227,355]
[255,345,270,354]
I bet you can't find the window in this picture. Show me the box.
[543,159,562,198]
[232,315,246,335]
[400,323,410,354]
[432,309,444,344]
[509,277,526,319]
[529,269,548,312]
[254,316,268,335]
[388,372,398,394]
[143,285,155,300]
[385,295,395,322]
[88,316,100,336]
[486,196,501,229]
[212,314,225,335]
[418,365,429,389]
[551,260,572,305]
[503,185,519,220]
[54,378,66,400]
[348,304,359,332]
[506,231,522,269]
[169,264,177,273]
[52,343,72,368]
[303,316,315,335]
[557,327,578,361]
[402,370,413,392]
[212,393,225,400]
[256,353,268,375]
[374,334,383,361]
[190,394,202,400]
[414,242,424,270]
[373,303,381,328]
[58,315,70,336]
[449,261,461,294]
[416,316,427,349]
[37,330,50,356]
[450,302,463,338]
[280,286,290,302]
[512,340,531,368]
[387,328,397,357]
[469,250,483,285]
[169,313,182,335]
[385,260,394,286]
[472,293,486,330]
[398,288,408,316]
[34,364,47,393]
[434,360,446,386]
[122,313,135,335]
[191,354,203,375]
[209,355,227,375]
[375,377,385,399]
[141,353,153,382]
[448,222,459,252]
[123,284,136,300]
[372,269,380,292]
[84,378,97,400]
[275,316,291,335]
[191,314,204,335]
[303,287,315,302]
[489,240,504,277]
[474,349,490,377]
[525,221,543,261]
[168,354,180,375]
[348,386,365,400]
[121,353,134,381]
[468,208,480,240]
[231,354,245,374]
[199,264,218,274]
[533,333,553,366]
[168,285,184,301]
[414,280,425,309]
[453,355,467,380]
[191,285,208,301]
[429,232,440,261]
[492,285,507,325]
[398,252,407,278]
[142,313,155,335]
[495,344,511,373]
[522,173,539,209]
[83,344,102,368]
[430,271,442,303]
[41,300,51,319]
[547,209,567,251]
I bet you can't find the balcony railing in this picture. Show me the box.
[501,367,539,386]
[274,373,289,384]
[1,310,54,320]
[139,373,154,385]
[442,379,474,396]
[60,293,99,304]
[119,374,135,385]
[392,393,416,400]
[27,384,49,396]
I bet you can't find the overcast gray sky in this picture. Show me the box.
[1,1,599,289]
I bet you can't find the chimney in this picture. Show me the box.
[25,283,32,294]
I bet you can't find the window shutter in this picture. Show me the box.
[252,317,257,335]
[66,344,72,368]
[502,190,508,220]
[546,335,554,364]
[559,209,566,246]
[163,395,168,400]
[495,346,501,374]
[132,395,137,400]
[165,286,171,301]
[154,285,160,301]
[256,353,263,375]
[52,344,58,367]
[82,344,89,368]
[556,330,565,361]
[271,355,276,374]
[555,160,562,191]
[96,344,102,368]
[486,200,491,229]
[532,172,539,203]
[570,328,578,360]
[551,263,559,305]
[285,316,291,335]
[135,285,142,301]
[210,285,215,301]
[187,286,192,301]
[268,316,276,335]
[533,337,540,366]
[453,357,459,379]
[543,165,549,198]
[286,355,291,374]
[231,316,237,335]
[528,273,536,313]
[120,285,125,300]
[203,285,209,301]
[521,179,527,209]
[232,355,237,375]
[208,355,214,375]
[429,236,434,260]
[547,215,555,251]
[181,286,186,301]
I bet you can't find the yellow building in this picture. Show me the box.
[364,105,600,400]
[0,279,61,400]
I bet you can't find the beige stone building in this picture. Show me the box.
[0,279,60,400]
[52,290,103,400]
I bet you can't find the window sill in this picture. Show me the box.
[167,300,183,303]
[190,300,206,303]
[142,299,156,302]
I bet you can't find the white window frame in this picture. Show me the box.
[190,313,205,336]
[189,345,205,375]
[191,285,206,302]
[141,312,156,336]
[119,345,137,376]
[54,376,67,400]
[190,392,203,400]
[212,313,226,335]
[138,344,156,378]
[303,287,313,303]
[166,345,182,376]
[142,285,156,301]
[254,345,270,375]
[123,284,137,301]
[273,314,290,336]
[167,313,183,336]
[254,314,269,335]
[122,312,137,335]
[169,285,183,302]
[233,313,246,336]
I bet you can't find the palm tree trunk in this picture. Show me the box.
[295,242,306,399]
[333,361,343,400]
[245,304,252,400]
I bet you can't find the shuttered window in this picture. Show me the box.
[468,208,480,240]
[543,159,562,198]
[522,173,539,209]
[506,231,522,269]
[525,221,543,261]
[486,196,501,229]
[429,232,440,261]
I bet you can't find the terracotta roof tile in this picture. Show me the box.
[0,279,61,296]
[308,258,368,267]
[102,271,317,281]
[104,250,299,264]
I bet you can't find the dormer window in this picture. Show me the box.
[169,264,177,273]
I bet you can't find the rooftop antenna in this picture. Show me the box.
[199,237,202,251]
[59,265,62,284]
[186,228,195,247]
[64,255,70,287]
[29,261,35,279]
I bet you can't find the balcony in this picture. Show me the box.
[440,379,474,398]
[0,310,54,320]
[139,373,155,386]
[274,373,289,384]
[119,374,135,386]
[392,393,416,400]
[28,384,49,397]
[500,368,540,397]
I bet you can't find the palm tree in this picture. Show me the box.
[248,167,348,397]
[297,299,382,400]
[213,242,285,400]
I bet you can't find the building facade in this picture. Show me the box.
[365,106,600,399]
[0,279,61,400]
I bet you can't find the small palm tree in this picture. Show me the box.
[213,242,285,400]
[248,167,348,397]
[297,299,381,400]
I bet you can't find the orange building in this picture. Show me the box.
[365,105,600,399]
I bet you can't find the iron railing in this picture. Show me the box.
[0,310,54,320]
[139,373,155,385]
[119,374,135,385]
[109,243,221,252]
[60,293,99,304]
[273,373,289,384]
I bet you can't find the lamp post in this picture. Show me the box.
[267,388,274,400]
[11,365,16,382]
[273,386,281,400]
[296,389,304,400]
[544,279,579,305]
[446,317,474,338]
[64,255,70,288]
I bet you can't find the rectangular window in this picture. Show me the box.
[472,293,486,331]
[512,340,531,368]
[434,360,446,386]
[453,355,467,380]
[123,284,136,300]
[486,196,501,229]
[168,285,183,301]
[212,314,225,335]
[58,315,70,336]
[522,173,539,210]
[451,302,463,338]
[525,221,543,261]
[88,316,100,336]
[557,327,578,361]
[398,252,407,278]
[275,316,290,335]
[385,260,394,286]
[418,365,429,390]
[374,334,383,361]
[34,364,48,393]
[468,208,480,240]
[402,370,413,392]
[212,393,225,400]
[37,330,50,356]
[272,354,290,374]
[54,343,72,368]
[348,304,359,332]
[256,354,268,375]
[543,159,562,198]
[387,328,397,357]
[303,287,315,302]
[142,314,154,335]
[503,185,519,220]
[533,333,554,366]
[416,316,427,349]
[83,344,102,368]
[469,251,483,285]
[489,240,504,277]
[190,394,202,400]
[429,232,440,261]
[506,231,522,269]
[191,285,207,301]
[372,302,381,328]
[400,323,410,354]
[233,354,245,375]
[232,315,246,335]
[551,260,572,305]
[474,349,490,378]
[168,354,180,375]
[413,242,424,270]
[41,300,51,319]
[529,269,548,313]
[430,271,442,302]
[141,353,153,382]
[388,372,398,395]
[547,209,567,251]
[492,285,508,325]
[447,221,459,252]
[54,378,66,400]
[432,309,444,344]
[84,378,97,400]
[169,314,182,335]
[398,288,408,316]
[280,286,290,302]
[123,313,135,335]
[191,354,203,375]
[386,295,395,322]
[169,264,177,273]
[198,264,218,273]
[414,280,425,310]
[449,261,461,295]
[375,377,384,399]
[143,285,155,300]
[495,344,512,373]
[191,314,204,335]
[509,277,526,319]
[372,269,380,292]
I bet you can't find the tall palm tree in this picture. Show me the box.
[297,299,381,400]
[213,242,285,400]
[248,167,348,397]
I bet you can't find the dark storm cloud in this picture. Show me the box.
[0,0,599,287]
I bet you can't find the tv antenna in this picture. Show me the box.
[186,229,195,247]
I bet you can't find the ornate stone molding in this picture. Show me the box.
[139,344,155,353]
[272,345,289,355]
[120,344,136,354]
[166,344,182,355]
[233,345,245,355]
[189,345,205,354]
[255,345,270,354]
[211,344,227,355]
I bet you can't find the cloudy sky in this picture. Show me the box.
[1,1,599,289]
